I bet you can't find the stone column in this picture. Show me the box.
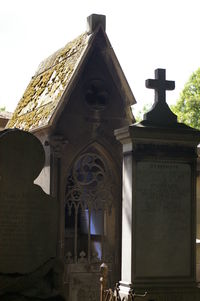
[116,125,200,289]
[115,69,200,300]
[49,135,68,257]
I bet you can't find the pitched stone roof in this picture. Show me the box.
[7,33,90,131]
[7,15,135,132]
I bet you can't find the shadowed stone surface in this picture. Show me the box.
[0,129,64,300]
[115,68,200,300]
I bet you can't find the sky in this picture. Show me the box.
[1,0,200,115]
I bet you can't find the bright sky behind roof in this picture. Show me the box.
[1,0,200,115]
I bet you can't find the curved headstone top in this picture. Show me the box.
[0,129,58,274]
[0,129,45,185]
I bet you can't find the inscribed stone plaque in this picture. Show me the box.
[135,161,191,278]
[0,129,58,274]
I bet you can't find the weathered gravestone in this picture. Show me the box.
[115,69,200,300]
[0,129,64,300]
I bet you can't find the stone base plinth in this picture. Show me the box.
[119,280,200,300]
[129,286,200,301]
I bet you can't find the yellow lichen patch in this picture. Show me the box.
[8,102,56,131]
[35,33,88,76]
[7,32,90,131]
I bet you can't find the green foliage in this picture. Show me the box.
[133,103,152,123]
[171,68,200,129]
[0,106,6,112]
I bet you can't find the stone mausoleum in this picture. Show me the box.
[7,14,135,301]
[7,13,200,301]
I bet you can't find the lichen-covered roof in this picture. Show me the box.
[7,33,90,131]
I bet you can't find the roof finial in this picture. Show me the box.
[87,14,106,34]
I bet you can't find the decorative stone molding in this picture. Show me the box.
[45,135,68,158]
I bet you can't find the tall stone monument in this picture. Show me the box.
[115,69,200,300]
[0,129,64,300]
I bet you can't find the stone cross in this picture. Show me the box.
[145,69,175,104]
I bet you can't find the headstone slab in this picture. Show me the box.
[136,161,191,277]
[0,129,58,274]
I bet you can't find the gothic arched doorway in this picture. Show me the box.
[64,144,120,301]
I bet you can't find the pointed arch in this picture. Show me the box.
[64,141,120,264]
[63,140,120,194]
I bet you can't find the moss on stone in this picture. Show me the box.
[7,32,89,131]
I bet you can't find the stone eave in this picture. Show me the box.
[103,46,135,122]
[115,123,200,147]
[102,33,136,108]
